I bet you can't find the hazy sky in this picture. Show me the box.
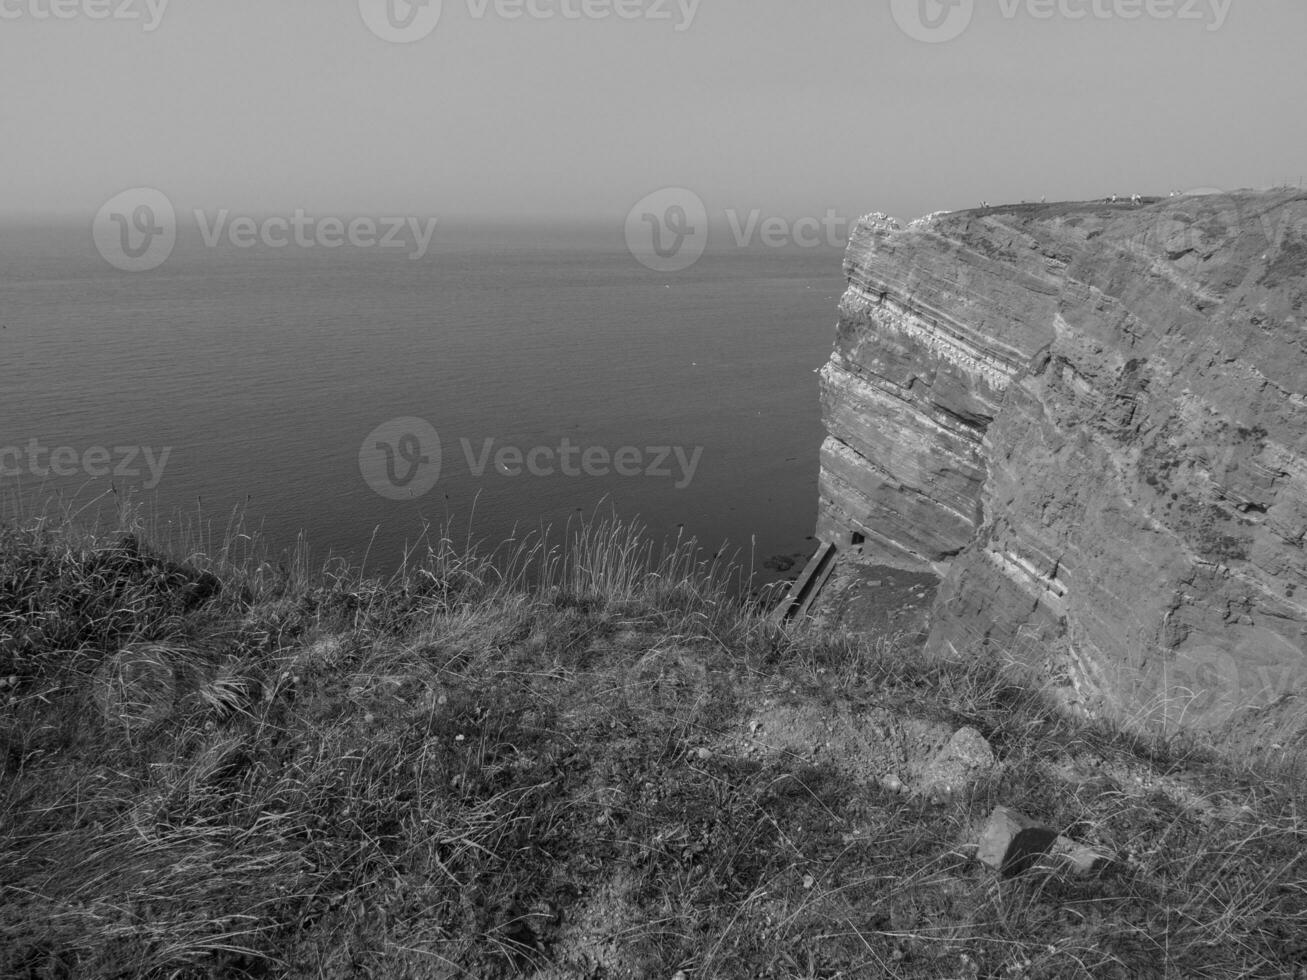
[3,0,1305,224]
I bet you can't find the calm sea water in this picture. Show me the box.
[1,218,843,583]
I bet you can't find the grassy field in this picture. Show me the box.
[2,510,1307,979]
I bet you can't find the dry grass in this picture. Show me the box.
[2,512,1306,978]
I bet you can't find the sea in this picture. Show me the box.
[0,217,845,586]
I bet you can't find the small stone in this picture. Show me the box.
[880,773,904,794]
[1050,836,1114,874]
[802,874,816,889]
[696,747,711,761]
[977,807,1052,875]
[977,806,1112,877]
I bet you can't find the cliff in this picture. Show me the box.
[817,189,1307,733]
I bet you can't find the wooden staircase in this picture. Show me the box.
[768,540,838,627]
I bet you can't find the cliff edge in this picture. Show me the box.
[818,189,1307,734]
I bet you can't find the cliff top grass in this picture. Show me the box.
[2,510,1307,979]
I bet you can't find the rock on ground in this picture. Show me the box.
[915,726,996,798]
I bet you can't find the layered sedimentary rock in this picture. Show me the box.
[819,190,1307,731]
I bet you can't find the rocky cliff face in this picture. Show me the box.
[818,190,1307,732]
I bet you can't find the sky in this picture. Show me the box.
[2,0,1305,226]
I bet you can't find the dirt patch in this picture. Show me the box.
[716,696,992,798]
[810,555,939,644]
